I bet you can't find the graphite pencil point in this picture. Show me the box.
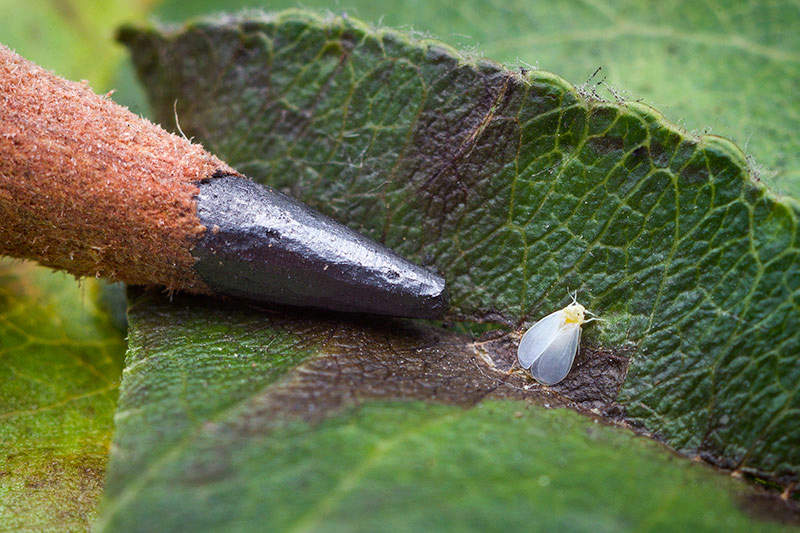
[194,175,447,318]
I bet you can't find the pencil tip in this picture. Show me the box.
[388,261,449,319]
[192,175,449,318]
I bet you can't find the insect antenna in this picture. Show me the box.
[567,289,579,305]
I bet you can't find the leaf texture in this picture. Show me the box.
[96,290,794,531]
[119,12,800,483]
[153,0,800,196]
[0,261,125,531]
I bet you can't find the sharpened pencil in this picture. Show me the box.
[0,45,448,318]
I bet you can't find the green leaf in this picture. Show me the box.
[119,11,799,484]
[97,290,792,531]
[105,11,800,528]
[0,261,125,531]
[151,0,800,198]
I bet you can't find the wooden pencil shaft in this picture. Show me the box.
[0,45,233,291]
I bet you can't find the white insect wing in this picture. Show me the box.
[529,322,581,385]
[517,310,565,369]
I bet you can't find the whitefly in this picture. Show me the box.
[517,294,599,385]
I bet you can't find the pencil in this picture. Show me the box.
[0,45,448,318]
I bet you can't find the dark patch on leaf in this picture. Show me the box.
[127,290,629,433]
[736,489,800,527]
[588,134,625,155]
[649,140,671,168]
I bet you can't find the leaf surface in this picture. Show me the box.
[152,0,800,197]
[98,290,794,531]
[119,12,800,484]
[0,261,125,531]
[106,10,800,529]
